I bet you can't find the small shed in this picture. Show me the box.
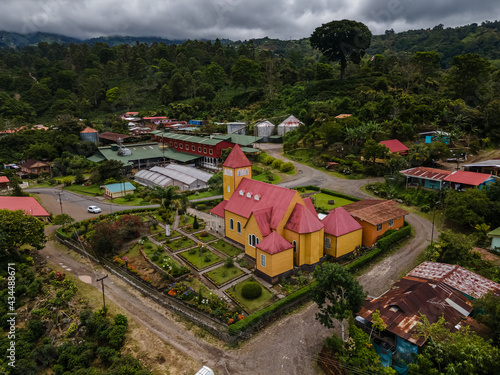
[103,182,136,199]
[255,120,275,142]
[277,115,303,136]
[487,227,500,251]
[0,176,9,189]
[226,122,246,135]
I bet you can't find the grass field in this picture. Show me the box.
[106,197,152,206]
[210,239,243,257]
[227,279,275,312]
[152,231,181,242]
[205,265,244,286]
[194,231,217,242]
[167,236,197,251]
[187,190,220,200]
[63,184,103,196]
[299,189,354,210]
[179,248,223,270]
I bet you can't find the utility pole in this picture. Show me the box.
[96,275,109,314]
[56,191,64,214]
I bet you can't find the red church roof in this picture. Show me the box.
[0,197,50,217]
[210,199,227,218]
[224,178,297,230]
[256,231,293,254]
[322,207,362,236]
[380,139,408,153]
[223,144,252,168]
[252,207,273,236]
[443,170,492,186]
[303,197,317,216]
[284,203,324,234]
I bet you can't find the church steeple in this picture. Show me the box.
[222,145,252,200]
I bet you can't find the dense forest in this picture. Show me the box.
[0,20,499,168]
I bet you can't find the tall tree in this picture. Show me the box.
[231,58,261,91]
[312,263,366,340]
[310,19,372,80]
[0,209,46,255]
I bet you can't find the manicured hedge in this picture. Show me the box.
[293,185,320,192]
[228,283,314,335]
[191,197,222,209]
[377,223,411,251]
[320,188,361,202]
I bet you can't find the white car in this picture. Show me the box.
[87,205,102,214]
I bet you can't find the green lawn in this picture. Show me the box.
[252,164,282,184]
[106,197,152,206]
[227,279,275,312]
[187,190,221,200]
[210,239,243,257]
[149,225,165,234]
[179,215,202,227]
[152,231,181,242]
[179,248,223,270]
[194,231,217,242]
[63,184,103,196]
[205,265,244,286]
[167,236,197,251]
[299,189,354,210]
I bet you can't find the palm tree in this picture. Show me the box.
[149,185,186,224]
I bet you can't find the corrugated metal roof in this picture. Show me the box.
[150,166,196,185]
[134,170,173,187]
[443,170,492,186]
[255,120,275,127]
[407,261,500,298]
[164,164,213,183]
[380,139,408,153]
[0,196,50,217]
[322,207,362,236]
[343,199,408,226]
[463,159,500,168]
[104,182,136,193]
[357,277,473,346]
[159,133,222,146]
[224,178,297,229]
[277,115,303,127]
[256,231,293,254]
[400,166,452,181]
[487,227,500,237]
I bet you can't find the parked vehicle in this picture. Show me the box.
[195,366,214,375]
[87,205,102,213]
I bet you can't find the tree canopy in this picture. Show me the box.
[0,209,46,254]
[310,19,372,80]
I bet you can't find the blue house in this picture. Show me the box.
[103,182,136,199]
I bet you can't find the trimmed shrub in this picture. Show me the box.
[196,204,206,210]
[271,159,284,169]
[241,282,263,299]
[280,162,295,173]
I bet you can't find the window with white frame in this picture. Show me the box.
[198,146,201,152]
[376,223,383,231]
[388,219,394,227]
[324,237,331,249]
[203,148,207,154]
[209,149,213,155]
[260,254,266,267]
[230,219,234,230]
[227,185,230,193]
[237,221,241,233]
[224,168,233,176]
[192,145,195,151]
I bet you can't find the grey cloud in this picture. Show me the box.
[0,0,498,41]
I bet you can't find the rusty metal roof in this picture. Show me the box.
[407,261,500,299]
[400,166,452,181]
[342,199,408,226]
[357,277,473,346]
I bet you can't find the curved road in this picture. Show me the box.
[32,146,436,374]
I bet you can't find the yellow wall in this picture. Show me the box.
[284,228,324,266]
[106,188,134,199]
[242,213,264,259]
[222,166,252,200]
[256,248,293,278]
[356,217,405,247]
[324,229,362,258]
[224,211,249,250]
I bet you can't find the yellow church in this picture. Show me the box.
[211,145,362,283]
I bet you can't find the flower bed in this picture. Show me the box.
[182,222,207,233]
[204,264,245,286]
[165,281,245,325]
[143,245,190,278]
[226,278,275,313]
[179,246,223,270]
[194,231,217,242]
[210,239,243,257]
[166,236,197,251]
[152,231,181,242]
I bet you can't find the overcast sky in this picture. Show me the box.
[1,0,499,40]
